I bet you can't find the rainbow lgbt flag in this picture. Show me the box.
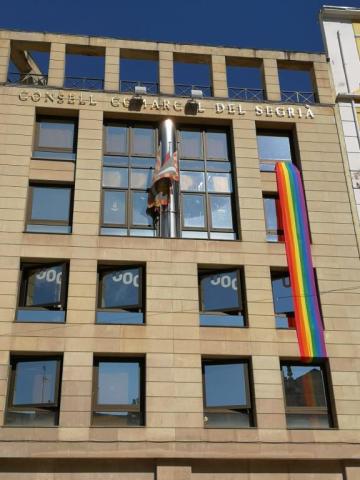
[275,162,327,361]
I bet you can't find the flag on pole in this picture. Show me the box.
[147,144,179,212]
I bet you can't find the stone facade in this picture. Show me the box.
[0,29,359,479]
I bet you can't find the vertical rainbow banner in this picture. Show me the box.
[275,162,327,361]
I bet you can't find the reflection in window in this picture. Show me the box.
[27,184,73,234]
[263,194,284,242]
[17,263,68,323]
[5,356,62,426]
[93,358,144,426]
[101,124,156,237]
[199,269,246,327]
[34,117,77,161]
[179,129,236,240]
[281,363,333,428]
[97,266,144,324]
[271,270,295,329]
[202,360,254,428]
[257,131,293,172]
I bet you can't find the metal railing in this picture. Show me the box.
[120,80,159,95]
[228,87,264,102]
[7,72,48,86]
[280,90,316,104]
[175,84,212,97]
[63,76,104,90]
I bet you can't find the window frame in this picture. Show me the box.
[18,261,69,312]
[178,127,237,239]
[92,357,145,426]
[101,122,157,236]
[34,116,78,156]
[198,268,247,327]
[257,129,295,172]
[202,359,254,428]
[96,265,144,312]
[270,269,295,329]
[280,360,335,429]
[26,183,74,232]
[5,355,62,425]
[263,193,284,242]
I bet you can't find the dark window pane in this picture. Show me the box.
[31,187,71,222]
[37,121,75,150]
[207,173,232,193]
[106,126,128,154]
[102,167,128,188]
[13,360,58,405]
[204,362,248,407]
[210,196,233,229]
[271,273,294,314]
[103,156,129,167]
[206,161,232,173]
[132,128,155,156]
[257,134,292,161]
[180,131,202,158]
[97,361,140,406]
[100,267,140,309]
[131,169,152,189]
[130,157,156,168]
[103,191,126,225]
[207,132,228,159]
[183,195,205,228]
[132,192,153,226]
[200,270,240,312]
[25,265,63,307]
[5,409,57,426]
[180,171,205,192]
[282,365,327,408]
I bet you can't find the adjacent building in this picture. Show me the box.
[0,27,359,479]
[321,5,360,230]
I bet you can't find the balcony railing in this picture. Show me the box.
[175,84,212,98]
[7,72,48,86]
[280,90,316,104]
[63,77,104,90]
[228,87,264,102]
[120,80,159,95]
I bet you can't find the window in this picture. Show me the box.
[263,194,284,242]
[26,184,73,234]
[281,362,334,428]
[202,359,254,428]
[179,128,236,240]
[101,123,156,237]
[16,262,68,323]
[271,270,295,329]
[96,265,144,324]
[199,269,246,327]
[5,356,62,426]
[34,117,77,161]
[93,358,145,426]
[257,131,293,172]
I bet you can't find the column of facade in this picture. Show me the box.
[0,39,10,83]
[313,61,334,104]
[47,42,66,88]
[159,49,174,95]
[263,58,281,101]
[211,54,228,97]
[104,46,120,91]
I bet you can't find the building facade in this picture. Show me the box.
[321,5,360,232]
[0,28,359,479]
